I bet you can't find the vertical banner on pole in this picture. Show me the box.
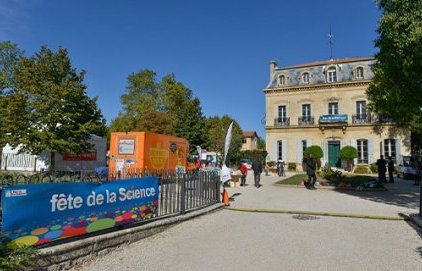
[223,122,234,166]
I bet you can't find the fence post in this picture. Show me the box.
[216,172,221,203]
[180,173,186,215]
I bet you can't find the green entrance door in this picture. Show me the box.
[328,141,341,167]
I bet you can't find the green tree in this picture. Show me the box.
[257,136,266,150]
[111,71,207,151]
[205,115,243,165]
[7,46,106,170]
[0,41,24,152]
[367,0,422,130]
[135,110,175,135]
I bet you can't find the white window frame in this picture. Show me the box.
[356,67,364,79]
[327,67,337,82]
[328,102,338,115]
[279,75,285,86]
[357,139,368,164]
[384,139,396,160]
[302,72,309,83]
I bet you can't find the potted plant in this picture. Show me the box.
[339,145,358,172]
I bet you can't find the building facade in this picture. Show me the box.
[241,131,259,151]
[264,57,410,168]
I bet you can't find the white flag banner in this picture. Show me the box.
[196,145,202,160]
[223,121,233,165]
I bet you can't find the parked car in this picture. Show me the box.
[239,159,252,170]
[397,156,417,179]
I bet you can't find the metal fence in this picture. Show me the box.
[0,169,221,225]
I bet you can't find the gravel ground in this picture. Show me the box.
[74,210,422,271]
[73,172,422,271]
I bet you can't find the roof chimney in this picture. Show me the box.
[270,60,277,77]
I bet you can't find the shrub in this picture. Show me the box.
[318,164,343,181]
[370,163,378,173]
[353,165,370,174]
[340,146,358,159]
[303,145,323,159]
[0,245,35,270]
[303,145,323,169]
[287,163,297,171]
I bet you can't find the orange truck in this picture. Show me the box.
[109,132,191,176]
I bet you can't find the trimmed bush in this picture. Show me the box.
[370,163,378,173]
[303,145,323,169]
[340,146,358,159]
[353,165,370,174]
[303,145,323,159]
[287,163,297,171]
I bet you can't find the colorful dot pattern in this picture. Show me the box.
[3,201,158,249]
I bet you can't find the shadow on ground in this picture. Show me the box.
[332,179,420,210]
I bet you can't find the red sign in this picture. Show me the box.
[63,150,97,161]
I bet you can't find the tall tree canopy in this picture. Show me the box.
[205,115,243,165]
[110,70,206,151]
[5,46,106,161]
[0,41,24,149]
[367,0,422,130]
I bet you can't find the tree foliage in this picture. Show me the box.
[5,46,106,158]
[0,41,24,149]
[110,70,206,151]
[303,145,323,159]
[367,0,422,130]
[339,146,358,159]
[205,115,243,165]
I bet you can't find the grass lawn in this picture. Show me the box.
[275,174,307,185]
[276,173,374,187]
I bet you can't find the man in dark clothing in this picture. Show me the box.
[305,155,317,189]
[252,160,263,188]
[387,156,395,183]
[376,155,387,183]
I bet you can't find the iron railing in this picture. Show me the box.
[274,117,290,127]
[298,116,314,126]
[0,169,220,224]
[352,114,371,124]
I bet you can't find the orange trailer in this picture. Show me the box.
[109,132,190,175]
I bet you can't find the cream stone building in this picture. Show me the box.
[264,57,410,169]
[241,131,259,151]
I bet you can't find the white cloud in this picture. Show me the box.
[0,0,43,40]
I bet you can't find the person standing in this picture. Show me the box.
[252,159,263,188]
[239,162,248,186]
[376,155,387,183]
[305,154,317,189]
[277,160,285,177]
[387,156,395,183]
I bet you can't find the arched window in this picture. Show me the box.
[356,67,364,79]
[279,75,285,85]
[302,72,309,83]
[327,67,337,82]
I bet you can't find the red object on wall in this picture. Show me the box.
[63,151,97,161]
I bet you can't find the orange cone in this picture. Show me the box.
[222,188,230,206]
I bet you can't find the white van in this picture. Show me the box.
[397,156,417,179]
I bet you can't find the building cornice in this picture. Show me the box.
[263,80,371,94]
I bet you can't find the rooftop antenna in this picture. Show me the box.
[328,24,334,60]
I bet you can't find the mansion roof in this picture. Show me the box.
[265,57,375,90]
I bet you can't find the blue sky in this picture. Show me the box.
[0,0,380,138]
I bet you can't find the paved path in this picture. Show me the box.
[73,172,422,271]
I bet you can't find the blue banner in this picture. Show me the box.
[319,114,348,124]
[2,177,159,248]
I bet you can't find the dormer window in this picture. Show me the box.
[327,67,337,82]
[302,72,309,83]
[356,67,364,79]
[279,75,285,85]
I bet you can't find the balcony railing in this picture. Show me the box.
[274,117,290,127]
[298,116,314,126]
[352,114,371,124]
